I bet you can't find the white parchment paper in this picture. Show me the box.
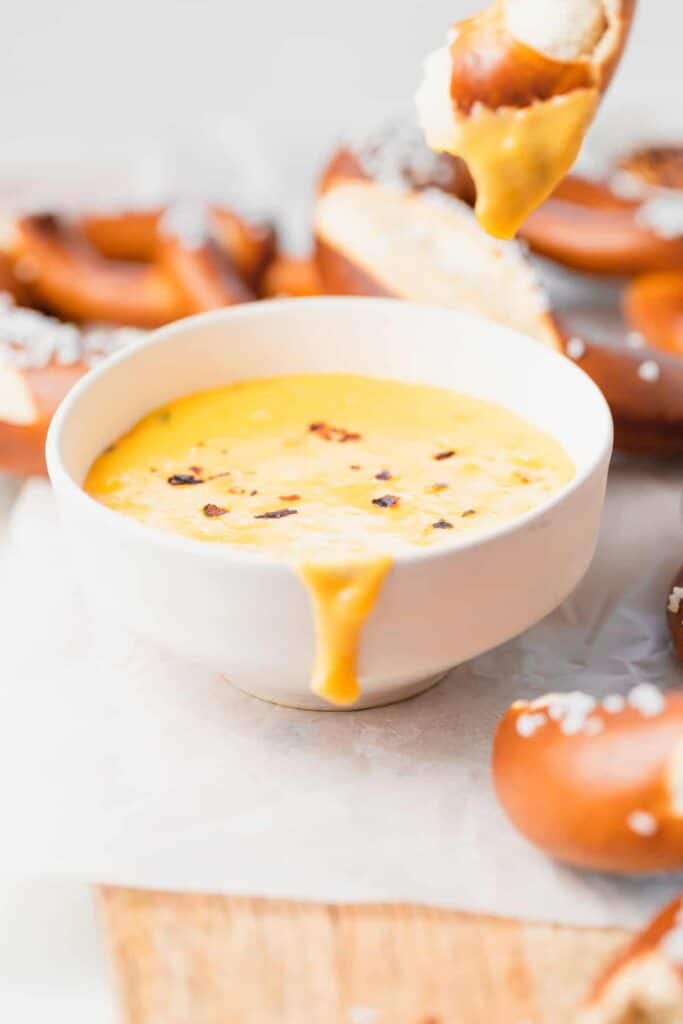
[0,462,681,929]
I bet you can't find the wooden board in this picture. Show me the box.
[99,889,630,1024]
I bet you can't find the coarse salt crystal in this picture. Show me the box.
[566,337,586,360]
[628,683,666,718]
[603,694,626,714]
[627,810,659,837]
[636,194,683,240]
[638,360,661,383]
[516,712,547,738]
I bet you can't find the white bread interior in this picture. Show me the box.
[315,180,559,348]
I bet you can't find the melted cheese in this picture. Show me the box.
[417,45,599,239]
[85,374,574,705]
[454,90,599,239]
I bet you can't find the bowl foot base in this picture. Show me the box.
[225,671,450,712]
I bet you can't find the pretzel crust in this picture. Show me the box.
[520,176,683,276]
[624,271,683,357]
[493,690,683,873]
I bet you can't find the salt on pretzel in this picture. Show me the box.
[577,895,683,1024]
[618,145,683,195]
[559,325,683,455]
[668,569,683,664]
[520,176,683,276]
[493,686,683,874]
[6,201,277,327]
[79,205,276,286]
[417,0,636,238]
[11,214,186,328]
[261,257,324,299]
[315,173,559,349]
[0,295,142,475]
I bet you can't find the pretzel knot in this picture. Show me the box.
[8,201,277,328]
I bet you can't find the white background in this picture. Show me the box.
[1,2,679,222]
[0,2,680,1021]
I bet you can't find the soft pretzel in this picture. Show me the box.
[578,895,683,1024]
[668,569,683,664]
[316,151,683,455]
[156,205,255,312]
[557,323,683,455]
[315,175,559,348]
[417,0,636,238]
[321,120,476,203]
[7,203,271,327]
[492,686,683,874]
[624,272,683,358]
[79,205,276,287]
[520,175,683,276]
[261,256,324,299]
[618,145,683,194]
[10,214,187,328]
[0,294,142,475]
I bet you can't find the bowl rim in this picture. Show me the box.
[46,296,614,572]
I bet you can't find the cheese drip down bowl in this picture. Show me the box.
[47,298,613,710]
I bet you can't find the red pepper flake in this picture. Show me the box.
[372,494,400,509]
[168,473,203,486]
[203,504,229,518]
[427,482,449,493]
[309,421,362,443]
[189,465,203,475]
[434,450,456,461]
[461,509,476,517]
[279,494,301,502]
[513,471,531,484]
[206,471,232,482]
[432,519,453,530]
[254,508,299,520]
[250,489,259,496]
[375,470,393,481]
[349,465,361,471]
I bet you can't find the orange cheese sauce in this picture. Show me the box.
[85,374,574,705]
[455,89,599,239]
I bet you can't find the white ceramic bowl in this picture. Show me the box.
[47,298,613,710]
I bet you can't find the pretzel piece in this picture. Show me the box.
[578,896,683,1024]
[493,687,683,873]
[417,0,636,237]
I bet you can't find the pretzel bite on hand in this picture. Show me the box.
[493,686,683,873]
[417,0,636,238]
[578,896,683,1024]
